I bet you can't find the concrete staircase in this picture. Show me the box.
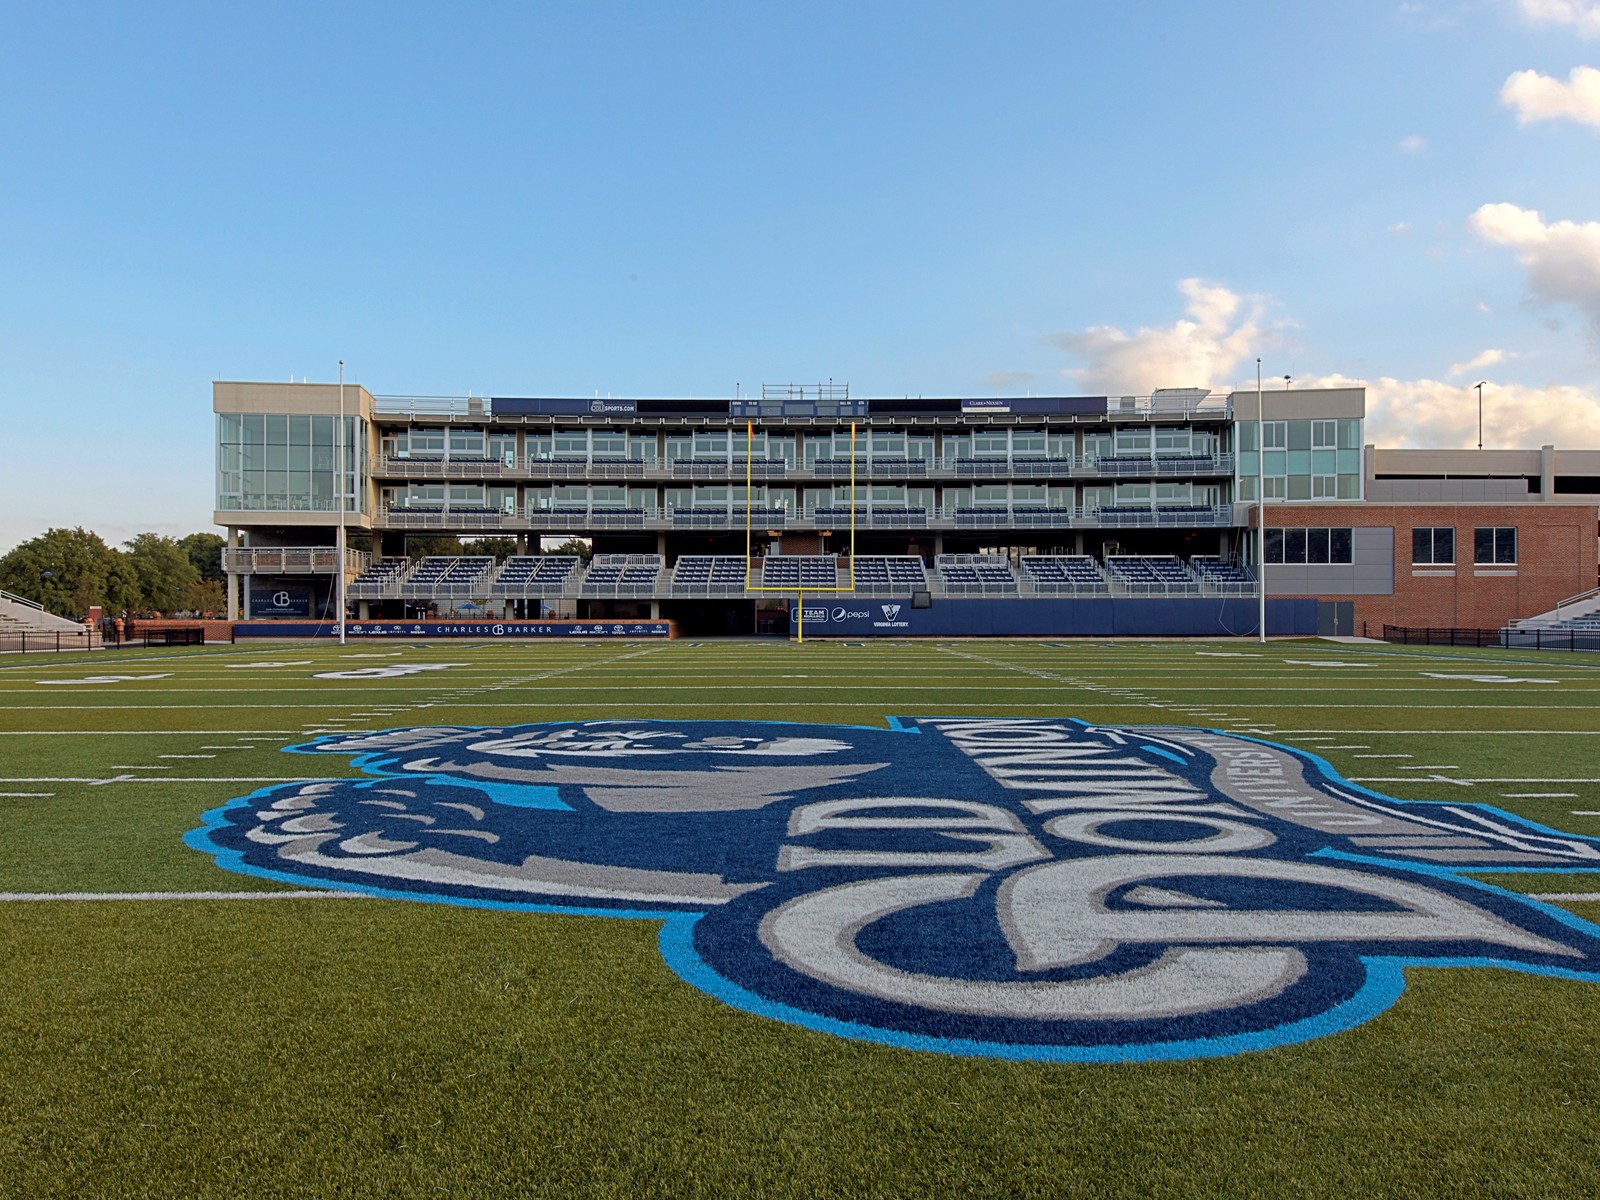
[0,590,95,646]
[1508,587,1600,632]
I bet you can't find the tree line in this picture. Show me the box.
[0,529,227,619]
[0,529,594,619]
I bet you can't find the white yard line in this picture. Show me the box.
[1500,792,1579,798]
[1530,893,1600,903]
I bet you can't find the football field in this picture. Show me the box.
[3,637,1599,1199]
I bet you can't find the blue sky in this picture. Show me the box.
[3,1,1599,548]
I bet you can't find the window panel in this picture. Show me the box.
[1265,528,1284,563]
[1287,421,1312,451]
[1284,528,1307,562]
[1474,527,1494,564]
[1339,420,1362,450]
[1286,475,1312,500]
[1330,528,1353,563]
[1308,528,1331,564]
[1262,422,1286,450]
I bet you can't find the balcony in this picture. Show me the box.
[222,547,369,575]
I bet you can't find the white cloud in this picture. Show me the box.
[985,369,1033,389]
[1049,279,1273,394]
[1389,221,1415,235]
[1398,135,1428,153]
[1501,65,1600,127]
[1516,0,1600,37]
[1448,348,1514,376]
[1296,372,1600,448]
[1470,202,1600,327]
[1476,300,1494,313]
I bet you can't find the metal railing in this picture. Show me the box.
[222,547,369,575]
[0,629,101,653]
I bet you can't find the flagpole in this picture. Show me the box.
[337,360,347,646]
[1256,358,1266,645]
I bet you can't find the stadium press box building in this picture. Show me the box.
[213,380,1600,638]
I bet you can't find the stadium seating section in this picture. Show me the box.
[849,556,929,594]
[936,555,1018,593]
[1020,556,1109,592]
[491,556,579,595]
[760,556,840,589]
[671,556,750,593]
[401,556,494,597]
[1105,556,1198,592]
[582,554,663,594]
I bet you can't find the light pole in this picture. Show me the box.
[1475,381,1486,450]
[1256,359,1266,644]
[337,360,347,646]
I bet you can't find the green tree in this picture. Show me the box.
[460,537,519,560]
[544,537,593,562]
[123,533,201,615]
[178,532,226,583]
[0,528,140,617]
[405,535,463,558]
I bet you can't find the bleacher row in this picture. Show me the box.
[346,554,1254,599]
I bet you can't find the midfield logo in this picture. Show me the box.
[187,718,1600,1061]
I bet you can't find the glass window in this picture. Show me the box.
[1012,432,1045,456]
[591,485,626,507]
[449,428,485,455]
[973,431,1008,457]
[1287,475,1312,500]
[409,428,445,453]
[974,485,1008,504]
[1475,527,1517,564]
[1114,428,1151,454]
[1413,527,1454,565]
[1012,484,1046,504]
[1287,420,1312,451]
[1237,476,1259,501]
[1337,473,1362,499]
[694,432,729,457]
[871,431,906,456]
[1312,420,1337,449]
[1338,419,1362,450]
[1330,528,1352,563]
[1155,427,1191,453]
[1312,475,1337,498]
[554,432,587,456]
[591,432,626,457]
[1262,422,1287,451]
[1238,423,1259,453]
[1263,476,1287,499]
[1308,528,1330,564]
[1265,528,1285,563]
[1284,528,1308,562]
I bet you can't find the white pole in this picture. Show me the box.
[1256,358,1266,645]
[337,360,347,646]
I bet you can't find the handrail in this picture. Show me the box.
[0,589,46,612]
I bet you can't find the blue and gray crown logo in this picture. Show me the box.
[187,717,1600,1061]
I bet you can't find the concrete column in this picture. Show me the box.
[1541,445,1555,501]
[225,526,239,621]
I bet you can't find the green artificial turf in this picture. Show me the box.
[3,637,1600,1199]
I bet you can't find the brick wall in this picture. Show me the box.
[1265,501,1597,630]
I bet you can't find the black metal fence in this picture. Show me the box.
[1383,624,1600,652]
[0,631,101,653]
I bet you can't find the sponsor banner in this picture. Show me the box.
[788,598,1315,638]
[248,585,312,618]
[233,620,673,638]
[958,397,1108,417]
[188,716,1600,1061]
